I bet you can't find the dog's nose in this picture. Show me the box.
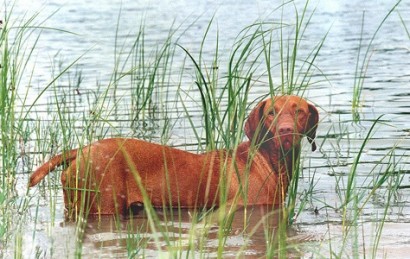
[279,125,294,135]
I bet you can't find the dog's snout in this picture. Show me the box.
[279,125,294,135]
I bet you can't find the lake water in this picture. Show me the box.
[5,0,410,257]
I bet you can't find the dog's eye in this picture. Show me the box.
[268,110,276,116]
[295,109,306,116]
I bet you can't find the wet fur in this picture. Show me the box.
[29,95,319,217]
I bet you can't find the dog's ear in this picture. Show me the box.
[306,103,319,152]
[244,101,267,143]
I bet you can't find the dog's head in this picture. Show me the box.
[244,95,319,152]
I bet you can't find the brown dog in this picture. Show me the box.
[29,95,319,217]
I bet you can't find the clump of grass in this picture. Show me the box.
[0,5,89,256]
[0,6,46,250]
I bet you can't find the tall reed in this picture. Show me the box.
[0,6,46,250]
[0,5,92,256]
[351,0,401,121]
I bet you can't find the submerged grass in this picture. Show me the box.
[1,0,408,258]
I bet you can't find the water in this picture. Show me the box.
[5,0,410,257]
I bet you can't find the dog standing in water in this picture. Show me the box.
[29,95,319,217]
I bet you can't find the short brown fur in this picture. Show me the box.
[29,95,319,217]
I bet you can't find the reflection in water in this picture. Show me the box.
[79,206,304,258]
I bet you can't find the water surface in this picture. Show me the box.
[6,0,410,257]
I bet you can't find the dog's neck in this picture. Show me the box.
[237,141,301,181]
